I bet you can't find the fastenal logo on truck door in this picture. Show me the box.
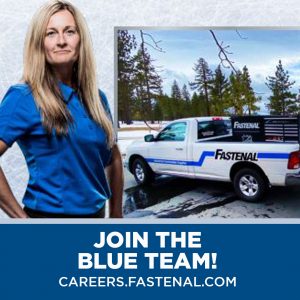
[215,149,258,161]
[233,121,260,129]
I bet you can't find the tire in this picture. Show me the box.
[233,168,267,202]
[132,158,154,185]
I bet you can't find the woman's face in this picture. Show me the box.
[44,9,80,68]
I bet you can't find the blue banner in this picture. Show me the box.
[0,224,299,299]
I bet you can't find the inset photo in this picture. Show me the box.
[117,28,300,218]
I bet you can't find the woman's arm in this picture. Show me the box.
[0,140,28,218]
[105,144,124,218]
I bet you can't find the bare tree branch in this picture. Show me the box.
[236,30,248,40]
[209,30,238,74]
[139,30,163,131]
[142,32,165,52]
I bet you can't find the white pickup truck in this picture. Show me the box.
[124,116,300,202]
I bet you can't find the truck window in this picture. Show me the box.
[156,122,187,141]
[198,120,230,139]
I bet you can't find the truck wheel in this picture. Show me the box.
[132,158,154,185]
[233,168,267,202]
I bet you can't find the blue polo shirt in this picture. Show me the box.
[0,82,113,214]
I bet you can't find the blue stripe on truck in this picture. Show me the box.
[257,153,290,159]
[188,151,215,166]
[146,151,215,167]
[145,151,290,167]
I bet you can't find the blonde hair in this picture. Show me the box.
[22,0,114,147]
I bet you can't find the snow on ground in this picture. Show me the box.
[182,200,296,219]
[118,121,166,155]
[118,130,148,155]
[125,189,300,219]
[119,121,167,129]
[118,130,152,139]
[125,188,235,218]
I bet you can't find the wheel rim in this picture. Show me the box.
[239,175,259,197]
[134,163,145,182]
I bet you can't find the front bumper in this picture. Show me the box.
[286,172,300,186]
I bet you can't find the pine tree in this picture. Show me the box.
[117,30,136,124]
[241,66,260,115]
[171,80,182,99]
[157,94,174,120]
[224,71,245,115]
[190,58,213,115]
[190,92,206,117]
[223,67,260,116]
[133,45,163,123]
[190,92,199,117]
[171,80,183,118]
[290,91,300,115]
[181,84,191,117]
[153,101,163,122]
[181,84,191,102]
[210,65,228,115]
[266,60,296,115]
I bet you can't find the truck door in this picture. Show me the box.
[192,120,231,179]
[146,121,188,175]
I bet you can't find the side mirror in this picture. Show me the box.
[144,134,155,142]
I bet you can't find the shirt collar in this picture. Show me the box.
[58,82,75,103]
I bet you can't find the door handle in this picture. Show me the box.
[175,148,183,151]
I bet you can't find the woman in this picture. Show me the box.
[0,0,123,218]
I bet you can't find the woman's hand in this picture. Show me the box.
[105,144,124,218]
[0,140,29,218]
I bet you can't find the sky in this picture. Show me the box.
[126,29,300,114]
